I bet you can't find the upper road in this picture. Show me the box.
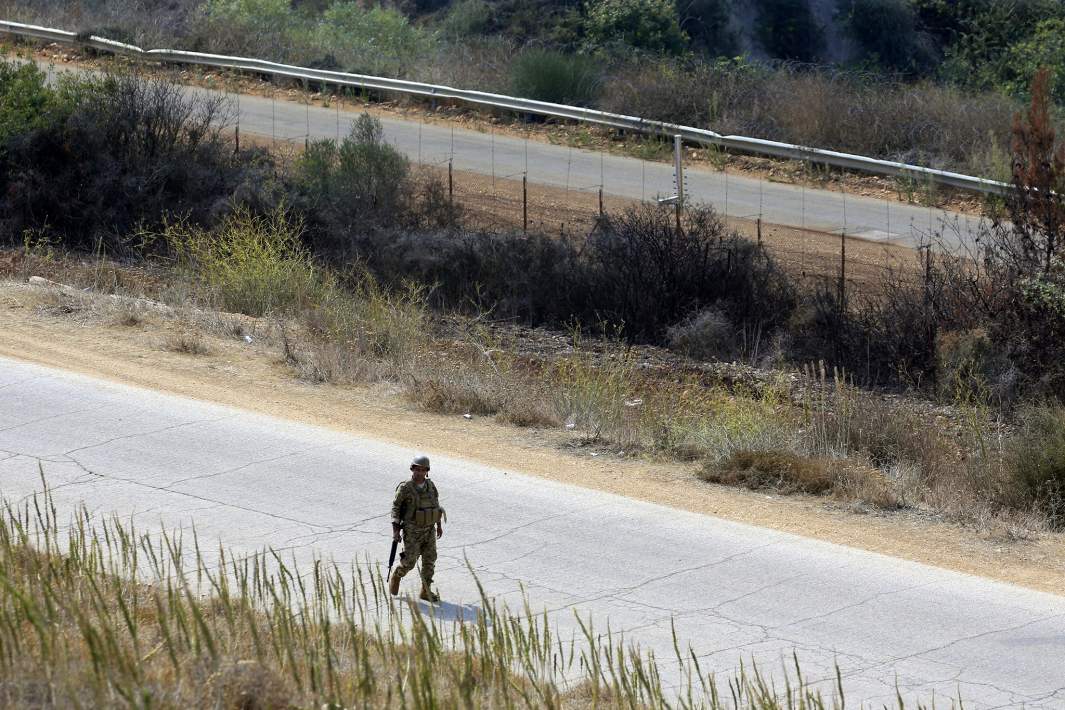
[33,59,986,250]
[232,88,985,249]
[1,356,1063,707]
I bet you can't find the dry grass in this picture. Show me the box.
[0,484,874,709]
[4,242,1056,534]
[702,450,837,495]
[164,330,213,356]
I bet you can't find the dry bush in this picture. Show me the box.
[701,449,900,508]
[203,660,292,710]
[406,340,559,427]
[1007,405,1065,528]
[165,330,212,356]
[112,302,147,327]
[281,333,388,384]
[701,450,837,494]
[602,59,1020,171]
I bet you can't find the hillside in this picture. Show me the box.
[2,0,1063,176]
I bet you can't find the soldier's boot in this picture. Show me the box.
[419,583,440,603]
[389,568,403,596]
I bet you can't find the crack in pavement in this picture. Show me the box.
[772,580,939,630]
[0,405,104,434]
[51,453,331,534]
[60,413,239,458]
[612,572,812,637]
[0,374,52,391]
[438,501,612,552]
[278,512,392,546]
[831,612,1065,700]
[162,442,342,489]
[541,541,784,615]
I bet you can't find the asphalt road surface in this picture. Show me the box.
[32,59,986,250]
[226,88,986,250]
[2,355,1064,707]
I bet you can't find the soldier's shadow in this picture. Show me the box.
[414,599,483,624]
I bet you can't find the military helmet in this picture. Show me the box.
[411,454,430,470]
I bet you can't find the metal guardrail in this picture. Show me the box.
[0,19,1012,196]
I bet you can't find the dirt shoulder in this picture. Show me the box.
[2,281,1062,596]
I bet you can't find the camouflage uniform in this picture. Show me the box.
[390,478,444,591]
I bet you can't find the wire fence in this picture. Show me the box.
[125,57,955,300]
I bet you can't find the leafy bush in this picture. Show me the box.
[290,114,411,254]
[315,2,437,76]
[754,0,824,63]
[200,0,308,58]
[927,0,1065,96]
[509,49,601,106]
[0,62,71,145]
[1003,18,1065,104]
[585,0,688,55]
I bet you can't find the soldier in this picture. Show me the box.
[388,454,445,602]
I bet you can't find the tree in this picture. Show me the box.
[585,0,689,55]
[837,0,934,74]
[676,0,737,56]
[754,0,824,63]
[1009,67,1065,275]
[1005,19,1065,105]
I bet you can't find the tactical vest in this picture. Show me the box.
[401,479,441,527]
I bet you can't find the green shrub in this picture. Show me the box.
[754,0,824,63]
[930,0,1065,95]
[201,0,308,58]
[1009,406,1065,526]
[291,113,411,253]
[509,49,602,106]
[585,0,689,55]
[0,62,68,145]
[315,2,437,76]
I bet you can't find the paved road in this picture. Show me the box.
[2,355,1063,707]
[33,59,985,250]
[228,89,986,250]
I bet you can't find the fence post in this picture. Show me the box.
[234,124,240,154]
[757,217,762,251]
[674,134,684,237]
[448,160,453,209]
[839,232,847,313]
[523,174,528,234]
[598,187,604,219]
[923,245,935,382]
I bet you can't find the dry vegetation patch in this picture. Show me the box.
[0,487,869,709]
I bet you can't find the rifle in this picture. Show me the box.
[386,537,399,579]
